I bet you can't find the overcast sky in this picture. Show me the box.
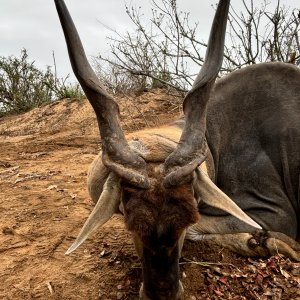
[0,0,299,81]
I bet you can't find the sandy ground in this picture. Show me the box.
[0,89,299,299]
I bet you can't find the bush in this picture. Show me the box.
[48,76,84,101]
[0,49,54,115]
[0,49,84,116]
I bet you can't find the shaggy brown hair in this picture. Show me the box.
[122,166,199,248]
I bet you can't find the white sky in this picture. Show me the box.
[0,0,299,81]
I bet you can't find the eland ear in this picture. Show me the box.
[193,169,262,230]
[65,173,121,255]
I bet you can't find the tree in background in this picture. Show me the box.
[0,49,54,114]
[95,0,300,93]
[0,49,84,116]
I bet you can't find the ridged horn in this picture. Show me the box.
[163,0,230,187]
[55,0,149,188]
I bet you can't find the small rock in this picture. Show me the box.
[47,185,58,190]
[2,227,14,235]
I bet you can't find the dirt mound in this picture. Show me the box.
[0,89,299,300]
[0,89,180,140]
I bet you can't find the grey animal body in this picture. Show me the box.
[146,62,300,243]
[204,62,300,238]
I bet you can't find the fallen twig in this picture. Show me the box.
[46,281,54,295]
[0,241,28,253]
[0,166,19,178]
[180,258,242,274]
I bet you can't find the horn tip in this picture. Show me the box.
[65,243,79,255]
[249,219,262,230]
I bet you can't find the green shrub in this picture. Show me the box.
[0,49,85,116]
[48,76,84,101]
[0,49,55,115]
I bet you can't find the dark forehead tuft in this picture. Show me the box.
[122,170,199,239]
